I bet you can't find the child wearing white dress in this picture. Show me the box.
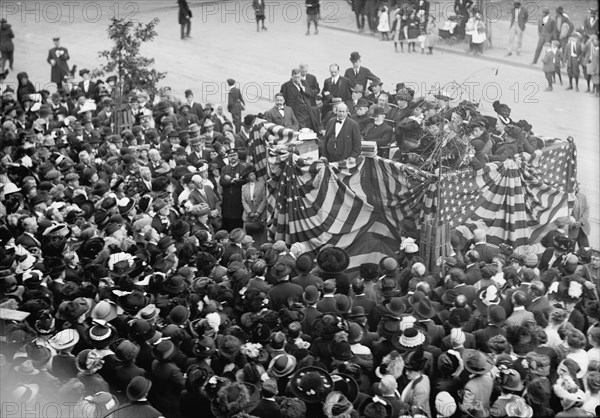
[378,6,390,41]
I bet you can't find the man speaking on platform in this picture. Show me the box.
[321,103,362,162]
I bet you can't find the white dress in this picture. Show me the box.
[378,9,390,32]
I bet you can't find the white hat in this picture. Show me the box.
[400,238,419,254]
[49,328,80,351]
[435,391,457,418]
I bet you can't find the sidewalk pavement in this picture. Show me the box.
[321,19,552,72]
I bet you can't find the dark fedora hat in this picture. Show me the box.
[153,339,176,362]
[462,349,494,375]
[385,297,405,317]
[117,290,150,314]
[317,247,350,274]
[126,376,152,401]
[413,299,436,319]
[271,262,291,282]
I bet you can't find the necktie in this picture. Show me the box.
[336,119,343,124]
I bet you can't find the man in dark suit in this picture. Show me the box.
[263,93,299,130]
[321,103,362,162]
[473,305,507,352]
[538,235,570,272]
[321,64,353,117]
[364,78,385,105]
[299,63,320,106]
[343,51,378,93]
[178,0,192,39]
[454,0,473,39]
[15,217,41,250]
[507,2,529,56]
[471,228,500,263]
[251,379,280,418]
[220,150,246,231]
[184,89,203,120]
[346,84,364,114]
[47,36,70,85]
[351,279,376,317]
[77,69,98,100]
[316,280,337,314]
[280,68,313,130]
[532,8,556,64]
[226,78,245,132]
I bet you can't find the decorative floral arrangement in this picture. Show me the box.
[240,342,263,359]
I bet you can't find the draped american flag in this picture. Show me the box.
[430,141,577,249]
[265,151,431,268]
[247,121,298,182]
[247,122,577,266]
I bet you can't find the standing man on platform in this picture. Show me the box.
[227,78,245,133]
[47,37,70,85]
[281,68,313,130]
[178,0,192,40]
[344,51,378,93]
[321,103,362,162]
[507,2,529,57]
[531,9,555,64]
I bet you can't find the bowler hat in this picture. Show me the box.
[126,376,152,401]
[303,285,320,304]
[349,51,361,62]
[271,263,292,282]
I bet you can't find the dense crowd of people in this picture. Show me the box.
[1,5,600,418]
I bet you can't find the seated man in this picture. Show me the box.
[363,106,393,158]
[263,92,299,130]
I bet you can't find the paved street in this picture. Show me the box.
[2,0,598,247]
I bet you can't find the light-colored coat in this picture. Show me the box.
[401,374,431,417]
[241,180,267,222]
[461,372,494,413]
[570,192,591,237]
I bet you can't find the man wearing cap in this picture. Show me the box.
[347,84,364,115]
[364,106,393,157]
[220,150,246,230]
[350,98,371,134]
[364,78,385,106]
[264,92,299,130]
[321,103,362,162]
[281,68,313,130]
[201,118,224,146]
[47,37,71,85]
[178,103,200,128]
[532,8,556,64]
[344,51,378,93]
[227,78,245,132]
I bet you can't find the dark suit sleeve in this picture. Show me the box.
[289,108,299,131]
[366,68,378,84]
[350,121,362,158]
[264,109,275,124]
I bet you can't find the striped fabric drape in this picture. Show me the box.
[248,123,577,267]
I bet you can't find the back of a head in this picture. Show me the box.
[351,278,365,295]
[473,228,486,243]
[512,290,527,307]
[449,268,466,284]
